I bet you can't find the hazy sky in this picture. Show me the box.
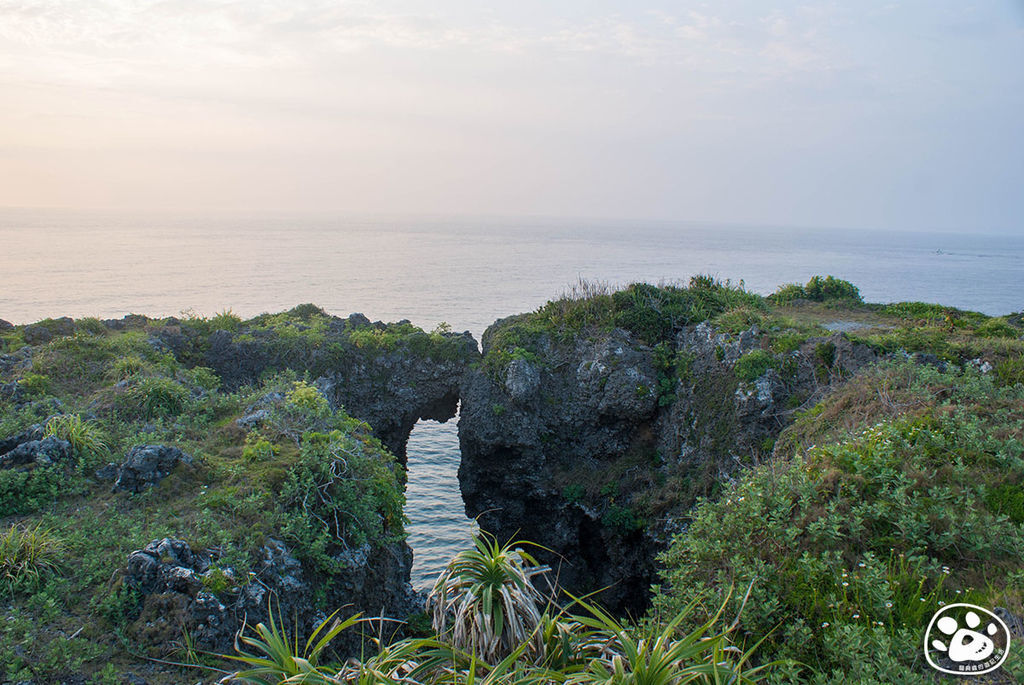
[1,1,1022,232]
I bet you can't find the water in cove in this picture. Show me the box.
[2,208,1021,585]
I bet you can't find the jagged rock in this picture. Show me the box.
[150,314,479,462]
[504,358,540,403]
[347,312,372,328]
[235,408,270,429]
[0,381,25,403]
[0,423,45,456]
[0,318,12,332]
[0,436,71,469]
[125,538,209,595]
[112,445,193,493]
[994,607,1024,638]
[123,535,416,654]
[459,320,878,612]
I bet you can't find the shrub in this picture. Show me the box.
[734,349,774,383]
[770,276,862,305]
[0,465,75,517]
[769,283,807,305]
[804,275,861,303]
[280,430,404,573]
[654,409,1024,677]
[0,524,64,591]
[974,317,1018,338]
[286,380,330,417]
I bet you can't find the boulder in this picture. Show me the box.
[0,423,45,456]
[0,436,72,469]
[112,445,193,493]
[0,318,12,332]
[126,538,208,595]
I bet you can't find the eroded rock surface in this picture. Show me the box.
[459,321,877,612]
[123,536,415,654]
[110,445,193,493]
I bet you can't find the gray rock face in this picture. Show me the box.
[0,423,45,456]
[126,538,209,595]
[123,536,416,654]
[0,318,12,332]
[0,436,72,469]
[459,322,877,612]
[505,358,540,403]
[112,445,193,493]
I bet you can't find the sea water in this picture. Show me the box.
[2,208,1022,587]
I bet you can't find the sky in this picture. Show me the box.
[0,1,1022,232]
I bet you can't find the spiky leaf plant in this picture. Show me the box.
[566,594,778,685]
[222,607,360,684]
[427,532,550,663]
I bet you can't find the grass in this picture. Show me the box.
[0,523,65,591]
[44,413,109,466]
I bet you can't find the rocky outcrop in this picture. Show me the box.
[22,316,75,345]
[108,445,193,493]
[459,321,877,612]
[122,536,416,654]
[152,311,479,462]
[0,434,71,469]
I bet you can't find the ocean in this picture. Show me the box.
[2,208,1022,588]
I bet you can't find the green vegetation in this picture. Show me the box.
[0,523,64,592]
[483,276,764,381]
[769,275,862,305]
[734,349,774,383]
[653,361,1024,682]
[0,306,462,682]
[221,532,775,684]
[3,284,1023,682]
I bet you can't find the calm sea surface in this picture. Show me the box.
[2,208,1022,587]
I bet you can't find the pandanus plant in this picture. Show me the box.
[426,531,551,663]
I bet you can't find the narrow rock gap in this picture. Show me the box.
[403,404,477,591]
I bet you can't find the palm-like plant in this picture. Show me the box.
[222,607,359,684]
[566,594,775,685]
[427,532,550,663]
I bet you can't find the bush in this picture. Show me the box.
[0,465,76,517]
[280,430,404,573]
[653,406,1024,678]
[770,276,862,305]
[734,349,774,383]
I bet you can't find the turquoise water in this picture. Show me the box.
[2,208,1022,586]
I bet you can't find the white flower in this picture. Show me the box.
[821,622,830,628]
[885,602,893,609]
[853,613,860,619]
